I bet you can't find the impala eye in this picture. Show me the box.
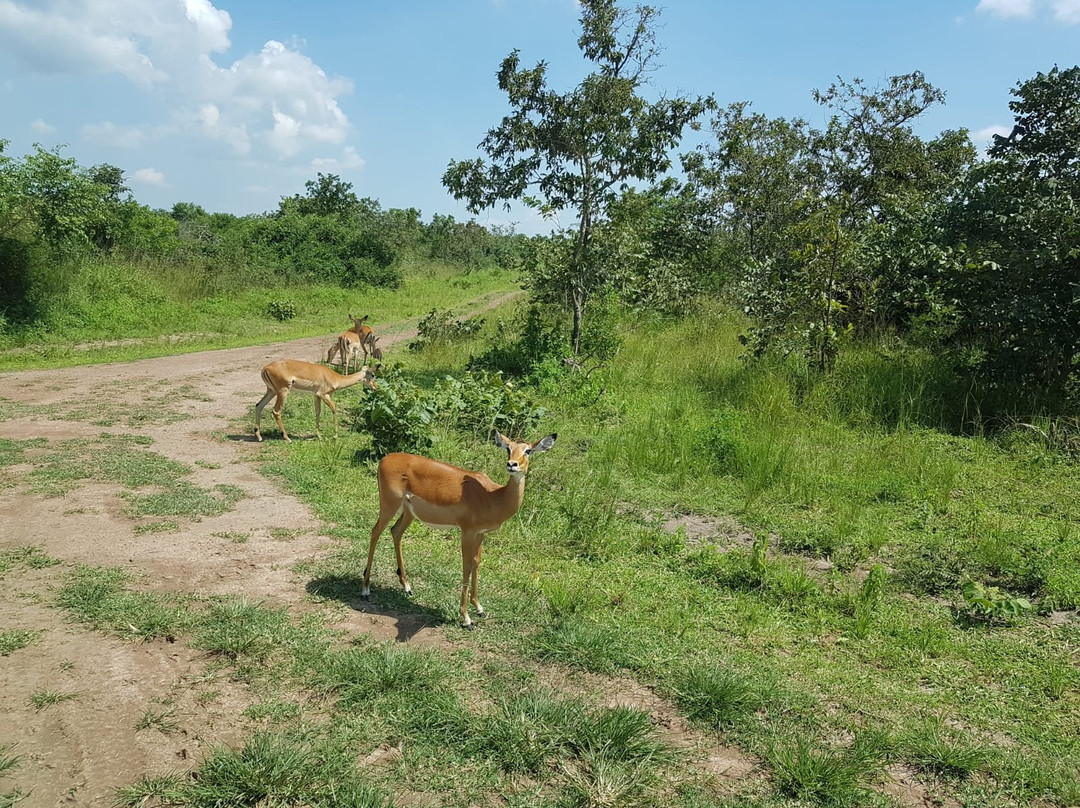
[524,448,531,455]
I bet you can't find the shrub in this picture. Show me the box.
[350,368,438,455]
[265,300,296,321]
[436,369,545,439]
[960,580,1032,624]
[408,307,484,352]
[470,304,569,377]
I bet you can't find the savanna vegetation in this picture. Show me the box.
[2,0,1079,806]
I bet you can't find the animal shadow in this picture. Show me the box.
[306,574,447,643]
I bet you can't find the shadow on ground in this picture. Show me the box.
[307,574,448,643]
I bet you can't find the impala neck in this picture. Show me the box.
[498,471,527,517]
[336,371,370,390]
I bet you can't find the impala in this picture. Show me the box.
[362,431,557,629]
[255,359,378,443]
[327,314,375,371]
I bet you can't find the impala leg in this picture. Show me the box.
[254,388,275,442]
[363,503,400,599]
[272,392,290,442]
[313,395,322,439]
[470,538,485,617]
[460,531,482,629]
[389,510,415,595]
[319,394,339,438]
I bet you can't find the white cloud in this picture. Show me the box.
[81,121,158,149]
[131,167,166,186]
[976,0,1035,17]
[976,0,1080,21]
[1053,0,1080,22]
[971,124,1012,153]
[0,0,166,85]
[0,1,357,161]
[29,118,56,135]
[310,146,366,171]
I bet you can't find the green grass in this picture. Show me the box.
[15,433,249,521]
[0,262,519,371]
[254,303,1080,806]
[135,704,180,734]
[14,297,1080,807]
[0,545,61,574]
[0,630,39,657]
[29,689,79,711]
[0,746,24,808]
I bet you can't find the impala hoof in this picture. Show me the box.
[462,622,474,631]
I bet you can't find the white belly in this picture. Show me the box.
[403,493,458,531]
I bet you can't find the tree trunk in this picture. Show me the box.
[571,288,584,356]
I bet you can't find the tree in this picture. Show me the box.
[687,74,972,369]
[281,173,360,218]
[938,66,1080,397]
[444,0,711,353]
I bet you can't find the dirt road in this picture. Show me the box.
[0,291,517,807]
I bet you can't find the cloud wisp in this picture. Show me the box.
[976,0,1080,22]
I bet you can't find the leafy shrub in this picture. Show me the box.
[470,304,569,377]
[436,369,545,439]
[408,307,483,352]
[350,368,438,455]
[265,300,296,321]
[960,580,1032,624]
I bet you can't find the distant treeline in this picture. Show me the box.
[0,155,527,330]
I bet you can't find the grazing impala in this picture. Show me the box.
[363,431,557,629]
[327,314,375,372]
[255,359,378,443]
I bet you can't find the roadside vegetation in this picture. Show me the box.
[2,1,1079,806]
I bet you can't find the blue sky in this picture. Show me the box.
[1,0,1077,234]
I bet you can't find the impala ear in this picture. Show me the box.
[531,433,557,454]
[493,431,512,450]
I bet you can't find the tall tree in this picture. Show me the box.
[444,0,711,353]
[940,66,1080,396]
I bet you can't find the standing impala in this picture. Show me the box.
[327,314,375,372]
[255,359,378,442]
[362,431,557,629]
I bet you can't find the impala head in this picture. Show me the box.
[348,313,369,329]
[361,364,380,391]
[494,432,557,477]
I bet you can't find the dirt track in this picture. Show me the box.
[0,292,517,807]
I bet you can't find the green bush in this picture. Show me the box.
[436,369,545,439]
[408,307,484,351]
[265,300,296,322]
[470,304,569,377]
[350,368,438,455]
